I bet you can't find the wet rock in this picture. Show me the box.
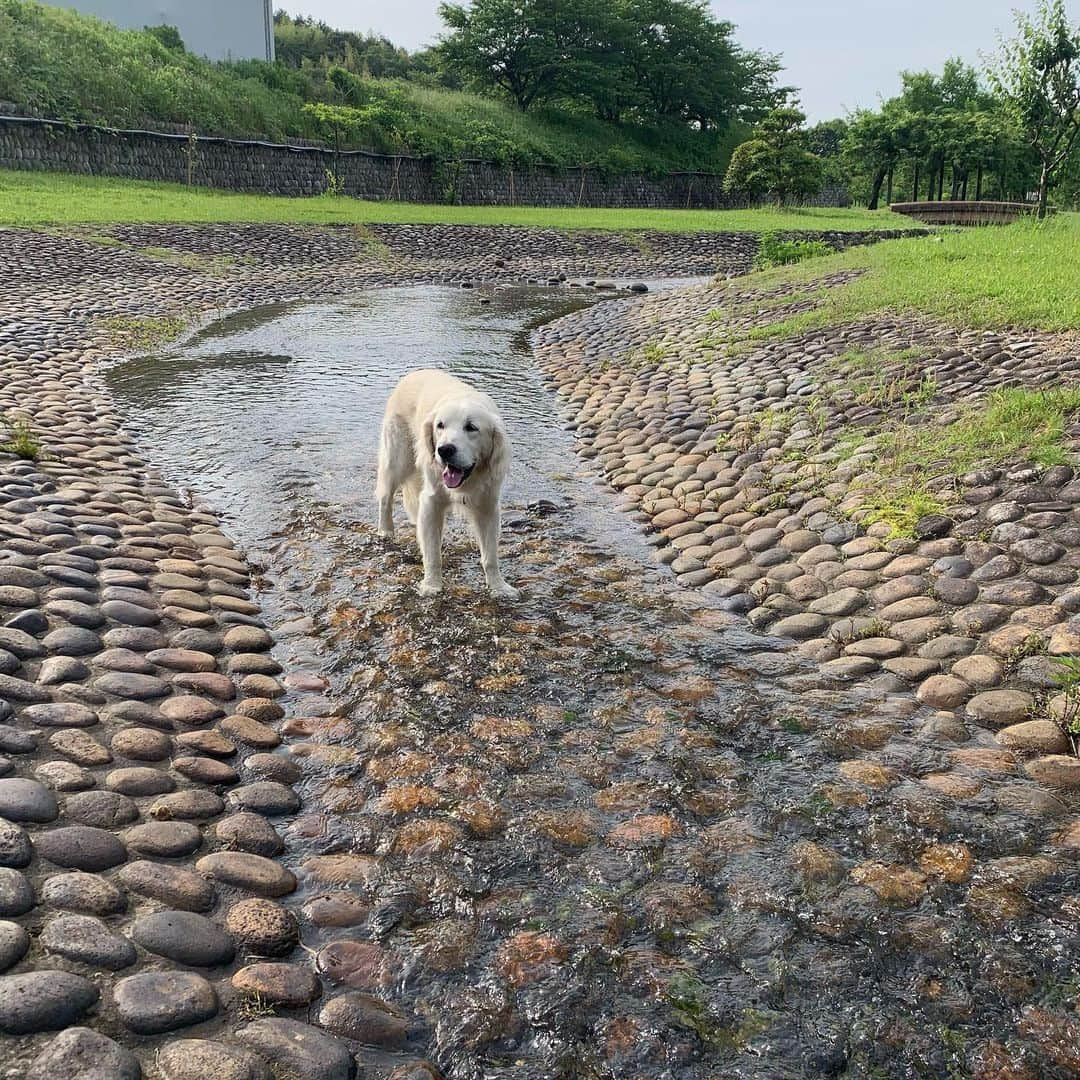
[996,720,1070,754]
[131,909,235,966]
[319,991,411,1048]
[114,970,218,1034]
[965,690,1034,728]
[40,914,137,970]
[232,962,320,1007]
[27,1027,141,1080]
[0,970,99,1033]
[916,674,970,709]
[302,892,370,928]
[317,940,394,989]
[117,861,216,912]
[235,1018,355,1080]
[1025,755,1080,789]
[196,852,297,897]
[224,898,299,956]
[156,1039,270,1080]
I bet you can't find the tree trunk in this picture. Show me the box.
[1037,161,1050,219]
[867,167,886,210]
[961,171,968,200]
[912,162,920,202]
[937,161,945,201]
[975,164,982,201]
[886,166,894,205]
[927,162,936,201]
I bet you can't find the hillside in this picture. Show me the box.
[0,0,743,174]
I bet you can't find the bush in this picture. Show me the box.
[755,232,831,268]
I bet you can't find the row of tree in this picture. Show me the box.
[839,1,1078,215]
[721,0,1079,214]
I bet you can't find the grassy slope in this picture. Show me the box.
[730,214,1080,332]
[0,0,735,173]
[0,170,913,232]
[711,215,1080,534]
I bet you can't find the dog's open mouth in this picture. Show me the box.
[441,463,473,489]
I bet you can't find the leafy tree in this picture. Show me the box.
[989,0,1080,216]
[724,105,824,204]
[437,0,597,111]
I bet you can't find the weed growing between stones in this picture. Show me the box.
[0,415,40,460]
[98,314,187,352]
[1051,656,1080,753]
[755,231,831,269]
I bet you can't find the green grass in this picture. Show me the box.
[734,215,1080,333]
[843,386,1080,535]
[0,170,914,232]
[0,416,40,459]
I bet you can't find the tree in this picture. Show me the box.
[724,105,824,204]
[437,0,601,111]
[989,0,1080,217]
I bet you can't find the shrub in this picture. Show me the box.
[755,232,831,268]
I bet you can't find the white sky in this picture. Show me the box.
[278,0,1050,121]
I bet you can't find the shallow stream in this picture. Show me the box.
[106,283,1080,1079]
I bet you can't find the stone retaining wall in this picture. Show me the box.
[0,115,850,209]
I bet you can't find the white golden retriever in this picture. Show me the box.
[375,369,518,599]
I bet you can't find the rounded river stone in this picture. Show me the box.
[27,1027,141,1080]
[0,867,34,916]
[224,898,298,957]
[123,820,202,858]
[0,970,99,1033]
[235,1018,354,1080]
[131,910,235,967]
[114,970,218,1034]
[117,861,216,912]
[156,1039,270,1080]
[41,914,137,970]
[62,790,139,829]
[0,818,32,867]
[41,871,127,915]
[0,778,58,822]
[0,920,30,972]
[196,852,296,897]
[35,826,127,871]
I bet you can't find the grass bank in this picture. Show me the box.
[0,170,913,233]
[731,214,1080,333]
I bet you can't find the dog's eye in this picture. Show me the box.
[464,422,478,433]
[436,422,444,430]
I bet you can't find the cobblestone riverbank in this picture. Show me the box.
[0,222,1079,1079]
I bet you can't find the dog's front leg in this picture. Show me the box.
[416,488,447,596]
[474,504,519,600]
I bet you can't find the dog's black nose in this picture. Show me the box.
[437,444,457,462]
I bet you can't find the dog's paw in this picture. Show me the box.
[418,580,442,597]
[490,582,520,601]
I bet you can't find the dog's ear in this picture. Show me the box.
[418,411,437,469]
[487,414,509,479]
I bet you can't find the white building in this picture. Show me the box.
[51,0,275,62]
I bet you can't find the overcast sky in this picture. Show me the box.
[279,0,1046,121]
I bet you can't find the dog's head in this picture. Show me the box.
[423,396,507,490]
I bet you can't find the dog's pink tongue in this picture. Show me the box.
[442,466,465,489]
